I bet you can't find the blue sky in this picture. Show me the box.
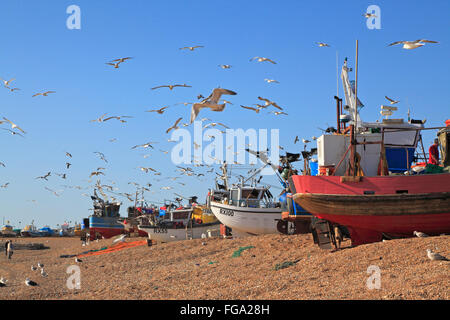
[1,0,449,228]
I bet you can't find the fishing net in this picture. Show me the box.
[231,246,255,258]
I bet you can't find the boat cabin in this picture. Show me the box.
[228,186,278,208]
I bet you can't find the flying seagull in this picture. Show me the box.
[146,106,169,114]
[131,142,156,149]
[241,105,262,113]
[36,172,51,181]
[65,152,72,158]
[90,113,109,123]
[316,42,330,47]
[363,13,377,18]
[219,65,232,69]
[203,122,229,129]
[180,46,204,51]
[106,57,132,68]
[294,136,299,144]
[1,78,15,87]
[385,96,400,105]
[32,91,55,97]
[94,152,108,163]
[166,117,183,134]
[270,111,288,116]
[264,79,279,84]
[388,39,438,50]
[258,96,283,110]
[2,117,26,133]
[190,88,237,123]
[250,57,277,64]
[151,84,192,90]
[1,128,24,137]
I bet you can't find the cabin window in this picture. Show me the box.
[396,190,408,194]
[241,189,260,199]
[230,190,239,201]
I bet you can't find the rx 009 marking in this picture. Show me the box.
[219,208,234,216]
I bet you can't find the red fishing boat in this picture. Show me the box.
[289,52,450,247]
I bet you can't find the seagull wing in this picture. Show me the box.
[388,41,404,46]
[417,39,438,44]
[210,88,237,104]
[151,85,168,90]
[190,103,205,123]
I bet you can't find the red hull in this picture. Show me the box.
[89,227,124,240]
[289,173,450,246]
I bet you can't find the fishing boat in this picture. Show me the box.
[38,226,54,237]
[20,223,41,237]
[88,190,125,240]
[138,200,220,243]
[1,224,17,237]
[289,53,450,247]
[209,154,312,237]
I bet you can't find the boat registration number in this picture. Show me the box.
[219,208,234,216]
[153,227,168,233]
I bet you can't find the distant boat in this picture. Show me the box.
[1,225,17,237]
[38,226,54,237]
[138,204,220,243]
[21,224,41,237]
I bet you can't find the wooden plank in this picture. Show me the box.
[340,176,362,183]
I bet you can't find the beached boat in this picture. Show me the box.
[138,204,220,243]
[20,224,41,237]
[1,225,17,237]
[38,226,55,237]
[88,190,125,240]
[209,184,283,236]
[289,55,450,246]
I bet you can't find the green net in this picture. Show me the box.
[231,246,255,258]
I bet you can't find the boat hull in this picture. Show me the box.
[138,222,220,243]
[289,174,450,246]
[210,201,282,235]
[89,216,124,240]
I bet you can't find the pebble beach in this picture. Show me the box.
[0,234,448,300]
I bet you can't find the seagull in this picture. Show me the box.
[166,117,183,134]
[161,186,173,190]
[426,249,449,261]
[65,152,72,158]
[413,231,429,238]
[257,97,283,110]
[0,162,5,167]
[0,278,7,287]
[94,152,108,163]
[180,45,204,51]
[1,78,15,87]
[103,115,133,122]
[363,13,377,18]
[1,128,25,137]
[90,171,105,178]
[388,39,438,50]
[302,139,310,144]
[270,111,288,116]
[7,87,20,92]
[131,142,156,149]
[264,79,279,83]
[139,167,156,173]
[0,182,9,188]
[106,57,132,68]
[66,162,72,169]
[25,278,38,287]
[203,122,229,129]
[241,105,262,113]
[112,234,127,244]
[316,42,330,47]
[219,65,232,69]
[32,91,55,97]
[2,117,26,133]
[385,96,400,105]
[40,269,48,277]
[146,106,169,114]
[36,172,51,181]
[190,88,237,123]
[294,136,299,144]
[31,265,37,271]
[250,57,277,64]
[75,257,82,263]
[312,136,318,141]
[151,84,191,90]
[197,94,204,100]
[90,113,109,123]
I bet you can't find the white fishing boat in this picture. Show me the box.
[209,184,282,236]
[138,204,220,243]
